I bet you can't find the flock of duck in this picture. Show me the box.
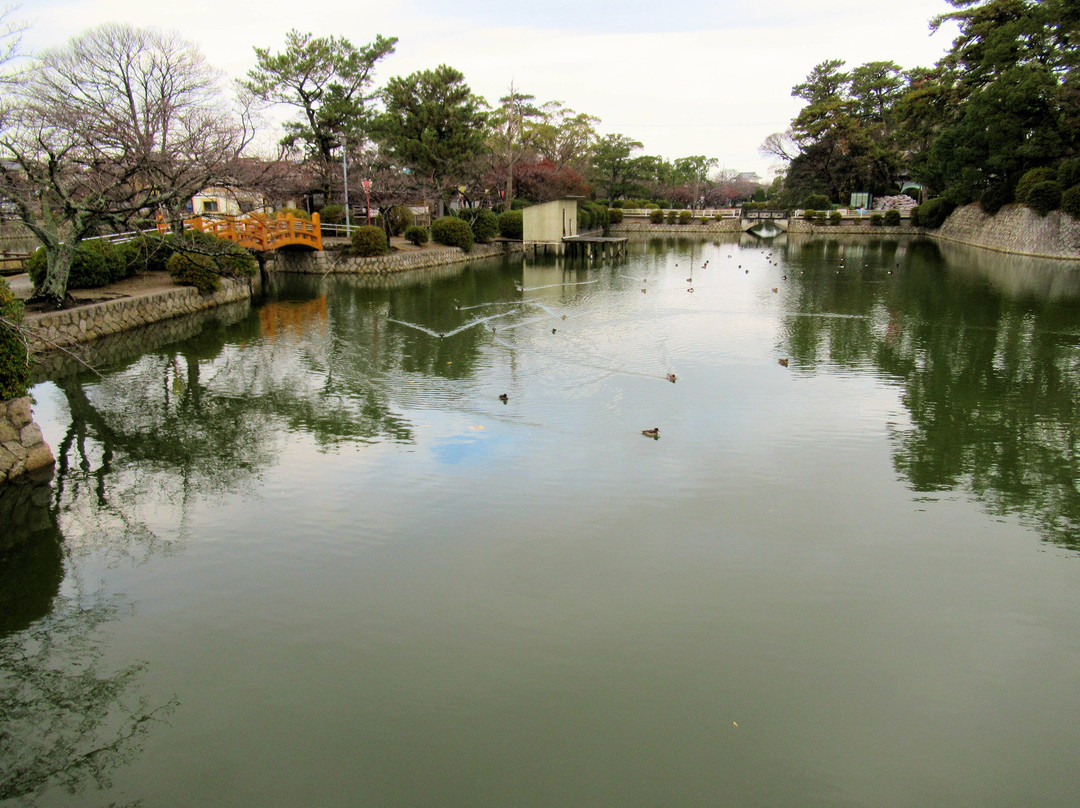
[489,248,794,441]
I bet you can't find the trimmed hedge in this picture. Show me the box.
[26,239,131,291]
[168,252,220,293]
[678,210,693,225]
[1062,185,1080,219]
[802,209,817,222]
[649,209,664,224]
[166,233,257,293]
[1015,167,1056,204]
[0,279,29,400]
[470,209,499,243]
[607,208,624,224]
[404,225,429,246]
[1057,159,1080,192]
[980,183,1013,215]
[829,211,843,225]
[319,204,346,224]
[431,216,473,252]
[1027,180,1062,215]
[498,210,523,239]
[870,213,885,227]
[804,194,830,210]
[884,209,901,226]
[918,197,956,229]
[351,225,390,256]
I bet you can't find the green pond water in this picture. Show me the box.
[3,234,1080,807]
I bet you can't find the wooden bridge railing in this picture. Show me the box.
[180,212,322,252]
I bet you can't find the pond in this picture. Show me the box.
[4,233,1080,807]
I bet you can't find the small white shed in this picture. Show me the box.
[523,199,579,253]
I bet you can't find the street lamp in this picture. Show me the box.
[340,135,351,234]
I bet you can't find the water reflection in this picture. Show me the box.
[0,593,176,806]
[0,469,62,636]
[777,236,1080,549]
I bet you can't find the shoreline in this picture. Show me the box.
[11,206,1079,355]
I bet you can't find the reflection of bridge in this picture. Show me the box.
[184,212,323,251]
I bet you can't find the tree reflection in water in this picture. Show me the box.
[0,474,173,807]
[778,236,1080,550]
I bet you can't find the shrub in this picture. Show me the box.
[804,194,830,210]
[802,209,817,222]
[167,251,220,293]
[577,207,591,230]
[579,201,608,230]
[1015,167,1056,204]
[870,213,885,227]
[980,183,1013,215]
[404,225,429,246]
[275,207,311,221]
[649,209,664,224]
[119,233,174,274]
[829,211,843,226]
[884,209,901,226]
[383,205,414,236]
[0,279,29,400]
[351,225,390,256]
[699,217,709,224]
[27,241,111,291]
[165,233,256,292]
[607,208,624,224]
[1061,185,1080,219]
[678,210,693,225]
[919,197,956,229]
[1057,158,1080,191]
[469,209,499,243]
[1026,180,1062,215]
[666,210,679,224]
[319,204,346,224]
[498,210,523,239]
[431,216,473,252]
[910,205,921,227]
[814,211,827,225]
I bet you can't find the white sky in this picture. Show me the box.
[22,0,961,178]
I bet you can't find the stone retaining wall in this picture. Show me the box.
[934,204,1080,260]
[23,276,259,352]
[0,396,53,483]
[613,221,743,234]
[273,242,525,275]
[611,221,917,236]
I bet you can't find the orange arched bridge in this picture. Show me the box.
[179,212,323,252]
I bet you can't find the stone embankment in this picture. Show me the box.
[935,204,1080,260]
[272,242,524,274]
[23,276,258,352]
[0,396,53,483]
[611,220,915,236]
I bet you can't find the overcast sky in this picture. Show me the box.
[22,0,961,178]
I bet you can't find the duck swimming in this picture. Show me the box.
[641,427,660,438]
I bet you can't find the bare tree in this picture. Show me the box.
[759,129,799,165]
[0,23,253,307]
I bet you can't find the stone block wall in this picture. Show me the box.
[23,276,258,352]
[0,396,54,483]
[936,204,1080,260]
[273,242,524,275]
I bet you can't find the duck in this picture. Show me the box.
[498,393,509,403]
[641,427,659,438]
[778,358,789,367]
[666,373,677,383]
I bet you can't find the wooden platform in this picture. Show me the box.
[525,235,628,259]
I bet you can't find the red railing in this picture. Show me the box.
[179,212,322,252]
